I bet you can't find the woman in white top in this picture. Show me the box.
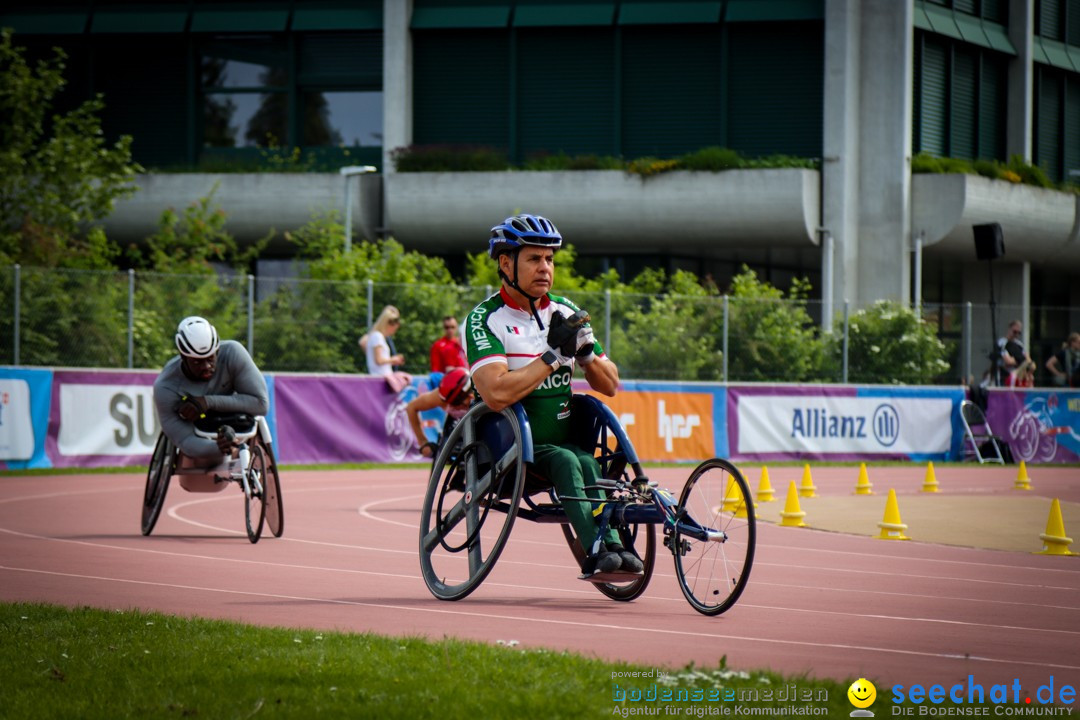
[364,305,412,392]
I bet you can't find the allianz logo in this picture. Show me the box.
[790,404,899,447]
[658,399,700,452]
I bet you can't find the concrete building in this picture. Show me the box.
[4,0,1080,361]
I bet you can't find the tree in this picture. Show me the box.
[0,28,140,268]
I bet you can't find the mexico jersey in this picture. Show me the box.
[465,287,607,445]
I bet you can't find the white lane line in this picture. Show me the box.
[1,525,1077,637]
[2,564,1079,673]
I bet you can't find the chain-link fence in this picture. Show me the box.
[2,264,1076,386]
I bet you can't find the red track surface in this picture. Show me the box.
[1,465,1078,691]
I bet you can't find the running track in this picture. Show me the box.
[1,465,1078,692]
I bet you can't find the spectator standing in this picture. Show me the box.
[430,315,467,373]
[1046,332,1080,387]
[365,305,411,392]
[994,320,1030,385]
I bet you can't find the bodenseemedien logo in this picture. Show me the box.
[849,678,877,717]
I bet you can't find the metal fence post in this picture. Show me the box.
[842,299,850,383]
[366,278,374,329]
[722,295,729,383]
[13,264,20,366]
[963,301,972,385]
[604,288,611,356]
[247,274,255,353]
[127,268,135,368]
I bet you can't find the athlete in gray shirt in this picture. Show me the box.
[152,316,269,461]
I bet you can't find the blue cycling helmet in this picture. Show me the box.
[488,214,562,258]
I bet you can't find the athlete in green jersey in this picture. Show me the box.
[466,214,642,578]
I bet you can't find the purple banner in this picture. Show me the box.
[985,388,1080,463]
[273,375,423,464]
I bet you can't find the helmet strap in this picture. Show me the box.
[499,250,545,330]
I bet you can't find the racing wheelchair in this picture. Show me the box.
[141,414,284,544]
[418,394,755,616]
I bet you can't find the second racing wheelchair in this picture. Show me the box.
[418,394,755,616]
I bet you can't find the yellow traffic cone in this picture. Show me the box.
[798,463,817,498]
[757,466,776,502]
[876,488,910,540]
[722,478,755,518]
[1034,499,1077,556]
[853,462,874,495]
[779,481,807,527]
[1014,460,1032,490]
[921,461,940,493]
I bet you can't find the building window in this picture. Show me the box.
[301,90,383,147]
[200,37,289,148]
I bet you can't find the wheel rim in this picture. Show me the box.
[260,441,284,538]
[141,434,173,536]
[672,458,755,616]
[419,404,525,601]
[245,445,267,543]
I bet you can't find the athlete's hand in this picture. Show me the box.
[573,326,597,363]
[547,310,590,357]
[216,425,237,455]
[177,395,208,421]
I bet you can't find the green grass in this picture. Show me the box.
[2,602,970,719]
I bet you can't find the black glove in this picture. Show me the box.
[573,326,597,361]
[216,425,237,455]
[177,395,208,421]
[547,310,590,358]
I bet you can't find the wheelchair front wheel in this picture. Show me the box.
[244,443,268,544]
[419,403,526,601]
[671,458,755,616]
[141,433,174,536]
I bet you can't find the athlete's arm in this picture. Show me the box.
[473,359,555,412]
[583,356,619,397]
[205,344,269,416]
[406,389,443,452]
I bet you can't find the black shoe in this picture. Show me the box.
[581,548,623,576]
[608,543,644,573]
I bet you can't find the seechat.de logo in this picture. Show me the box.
[891,675,1076,715]
[872,403,900,447]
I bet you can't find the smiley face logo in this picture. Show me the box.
[848,678,877,709]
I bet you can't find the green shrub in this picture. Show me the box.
[522,152,622,170]
[678,146,744,171]
[391,145,509,172]
[835,300,950,385]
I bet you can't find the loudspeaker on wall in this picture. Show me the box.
[973,223,1005,261]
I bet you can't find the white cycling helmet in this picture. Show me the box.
[175,316,220,358]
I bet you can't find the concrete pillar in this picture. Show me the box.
[856,0,914,307]
[822,0,861,329]
[383,0,413,175]
[1006,0,1034,162]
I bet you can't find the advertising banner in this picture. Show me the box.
[580,381,726,462]
[985,388,1080,463]
[48,370,159,467]
[0,367,53,469]
[274,374,424,464]
[729,385,964,461]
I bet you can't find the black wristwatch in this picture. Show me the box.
[540,349,559,369]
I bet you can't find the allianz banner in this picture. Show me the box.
[729,386,964,462]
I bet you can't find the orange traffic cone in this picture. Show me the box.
[853,463,874,495]
[798,463,817,498]
[1034,499,1076,556]
[757,466,776,502]
[1014,461,1032,490]
[779,481,807,527]
[876,489,910,540]
[921,461,940,493]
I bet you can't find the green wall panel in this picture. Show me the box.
[918,36,948,156]
[412,30,511,149]
[725,21,823,158]
[950,48,977,159]
[978,54,1006,160]
[1037,68,1063,180]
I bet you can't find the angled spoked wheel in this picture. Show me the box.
[560,522,656,601]
[257,436,284,538]
[244,443,268,544]
[141,433,175,536]
[419,402,526,601]
[671,457,756,616]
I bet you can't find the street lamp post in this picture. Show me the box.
[340,165,377,253]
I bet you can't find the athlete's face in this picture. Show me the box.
[181,353,217,381]
[503,247,554,297]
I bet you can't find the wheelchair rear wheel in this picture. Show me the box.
[671,458,755,616]
[561,523,655,601]
[244,443,268,544]
[141,433,175,536]
[419,403,526,601]
[256,437,284,538]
